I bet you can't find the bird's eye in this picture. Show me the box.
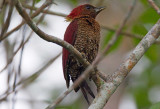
[86,5,91,10]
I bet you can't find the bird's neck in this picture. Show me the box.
[66,15,95,22]
[75,15,95,19]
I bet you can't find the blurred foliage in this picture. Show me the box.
[132,7,160,62]
[0,0,160,109]
[150,102,160,109]
[47,87,83,109]
[68,0,78,5]
[102,30,123,54]
[129,1,160,108]
[101,1,160,109]
[129,64,160,109]
[140,0,160,7]
[55,100,82,109]
[35,0,41,3]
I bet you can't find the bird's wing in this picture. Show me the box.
[62,19,78,88]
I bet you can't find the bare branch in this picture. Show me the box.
[0,6,52,73]
[0,53,61,102]
[89,18,160,109]
[0,0,5,11]
[22,3,66,17]
[17,53,61,88]
[0,6,52,105]
[97,71,109,82]
[0,0,54,41]
[148,0,160,15]
[0,0,15,37]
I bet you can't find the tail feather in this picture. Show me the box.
[81,87,90,104]
[79,81,95,104]
[74,86,80,92]
[73,79,95,104]
[83,81,95,98]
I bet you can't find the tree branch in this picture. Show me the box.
[0,53,61,102]
[148,0,160,15]
[0,0,54,41]
[22,3,66,17]
[88,18,160,109]
[0,0,15,37]
[0,5,52,73]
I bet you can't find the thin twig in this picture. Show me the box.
[0,0,54,41]
[103,0,136,55]
[0,7,51,105]
[22,3,66,17]
[97,71,108,82]
[18,25,26,76]
[12,71,18,109]
[0,2,53,73]
[0,2,7,25]
[11,25,27,109]
[0,0,15,37]
[0,0,5,11]
[18,53,61,88]
[0,14,50,73]
[101,25,160,44]
[0,53,61,102]
[148,0,160,15]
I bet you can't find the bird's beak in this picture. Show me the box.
[94,6,106,14]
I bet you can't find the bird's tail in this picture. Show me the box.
[74,80,95,104]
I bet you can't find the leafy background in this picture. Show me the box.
[0,0,160,109]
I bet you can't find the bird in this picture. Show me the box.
[62,4,105,104]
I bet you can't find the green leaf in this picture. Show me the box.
[69,0,78,5]
[133,87,151,109]
[35,0,41,3]
[139,8,159,24]
[101,31,123,54]
[132,35,159,62]
[102,31,114,49]
[140,0,148,6]
[132,24,147,36]
[132,7,159,36]
[145,45,159,62]
[150,102,160,109]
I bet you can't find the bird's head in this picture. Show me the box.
[66,4,105,21]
